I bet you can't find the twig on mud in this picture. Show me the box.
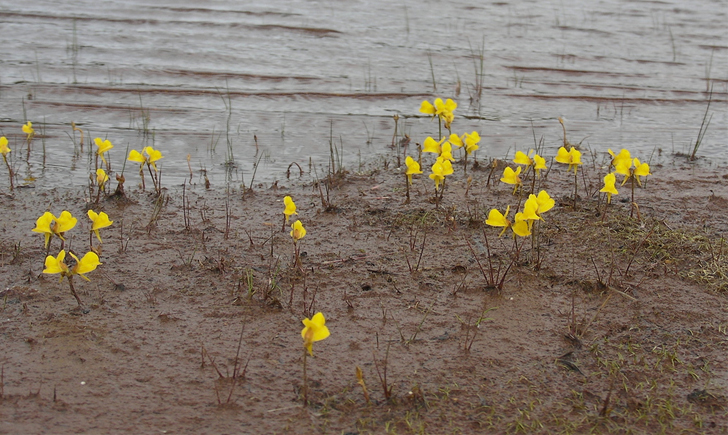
[625,223,657,277]
[373,344,394,401]
[405,301,433,345]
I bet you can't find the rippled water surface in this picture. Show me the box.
[0,0,726,187]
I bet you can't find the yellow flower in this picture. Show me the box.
[512,212,531,237]
[420,98,457,128]
[144,146,163,171]
[600,172,618,203]
[500,166,522,193]
[513,151,534,166]
[128,147,163,171]
[71,251,102,281]
[633,158,651,185]
[422,136,446,154]
[96,168,109,188]
[533,154,547,176]
[54,211,77,236]
[419,100,437,116]
[429,157,453,190]
[32,212,55,248]
[43,250,101,282]
[43,250,69,277]
[291,220,306,242]
[301,312,330,356]
[283,196,297,222]
[449,133,464,148]
[608,148,631,172]
[555,146,582,173]
[486,206,511,237]
[94,138,114,164]
[22,122,34,140]
[405,156,422,185]
[128,149,146,166]
[521,196,542,221]
[486,206,531,238]
[32,211,77,248]
[463,131,480,155]
[533,190,555,215]
[614,157,651,186]
[0,136,10,156]
[440,141,454,162]
[88,210,113,243]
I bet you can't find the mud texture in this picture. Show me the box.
[1,157,727,434]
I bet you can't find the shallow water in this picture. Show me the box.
[0,0,726,188]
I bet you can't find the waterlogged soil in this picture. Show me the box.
[0,156,727,434]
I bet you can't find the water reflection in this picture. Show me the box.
[0,0,725,188]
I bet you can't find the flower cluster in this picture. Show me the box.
[420,98,457,129]
[486,190,555,238]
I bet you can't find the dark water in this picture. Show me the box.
[0,0,726,188]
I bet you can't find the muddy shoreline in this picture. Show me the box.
[1,155,727,433]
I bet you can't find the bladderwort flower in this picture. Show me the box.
[531,190,555,218]
[128,146,164,192]
[300,311,331,403]
[283,196,297,223]
[291,220,306,268]
[451,131,480,175]
[404,156,422,204]
[405,156,422,185]
[22,121,35,143]
[88,210,113,244]
[301,312,330,356]
[429,156,453,189]
[615,157,651,187]
[420,98,457,136]
[94,137,114,166]
[429,157,453,208]
[282,195,297,231]
[43,249,101,307]
[0,137,10,157]
[555,146,582,173]
[1,136,13,190]
[555,146,583,208]
[608,148,631,172]
[96,169,109,189]
[500,166,522,194]
[600,173,619,204]
[486,206,531,238]
[422,136,448,155]
[514,150,547,177]
[614,157,651,219]
[32,211,77,250]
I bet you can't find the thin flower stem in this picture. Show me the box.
[630,175,636,218]
[67,276,84,307]
[3,155,13,191]
[573,169,578,210]
[302,349,308,404]
[405,174,410,204]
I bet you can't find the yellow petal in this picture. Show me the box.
[290,220,306,241]
[555,147,571,164]
[128,149,146,163]
[32,212,55,234]
[405,156,422,176]
[419,100,436,115]
[43,250,67,275]
[54,211,77,234]
[0,136,10,155]
[422,137,442,154]
[73,251,102,277]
